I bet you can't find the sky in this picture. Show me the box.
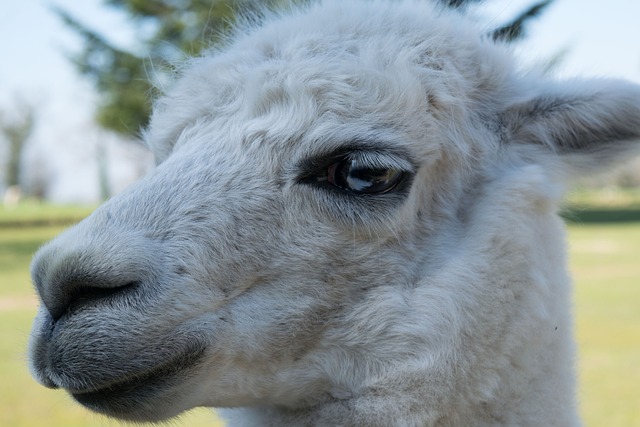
[1,0,639,202]
[482,0,640,81]
[0,0,151,202]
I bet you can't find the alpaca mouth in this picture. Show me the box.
[70,346,205,418]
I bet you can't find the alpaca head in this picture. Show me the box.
[29,0,640,424]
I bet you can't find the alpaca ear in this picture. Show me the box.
[500,80,640,173]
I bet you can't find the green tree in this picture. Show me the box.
[56,0,257,136]
[58,0,552,137]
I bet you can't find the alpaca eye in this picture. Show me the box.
[327,158,404,194]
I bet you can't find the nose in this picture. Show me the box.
[31,223,161,321]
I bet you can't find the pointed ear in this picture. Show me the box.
[499,79,640,174]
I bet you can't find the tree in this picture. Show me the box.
[57,0,552,137]
[0,101,35,190]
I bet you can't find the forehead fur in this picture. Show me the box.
[146,0,515,163]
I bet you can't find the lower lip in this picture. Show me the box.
[70,346,205,416]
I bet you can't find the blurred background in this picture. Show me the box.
[1,0,638,426]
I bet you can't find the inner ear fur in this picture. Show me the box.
[498,79,640,169]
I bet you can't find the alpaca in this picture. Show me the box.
[29,1,640,426]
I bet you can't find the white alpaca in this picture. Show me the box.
[29,1,640,426]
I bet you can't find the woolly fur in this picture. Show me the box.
[29,1,640,426]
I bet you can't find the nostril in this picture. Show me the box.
[64,282,139,319]
[31,228,162,323]
[48,281,139,322]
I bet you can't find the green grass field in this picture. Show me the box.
[1,199,638,426]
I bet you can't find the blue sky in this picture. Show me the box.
[1,0,639,202]
[483,0,640,81]
[1,0,136,122]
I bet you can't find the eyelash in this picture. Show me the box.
[297,150,415,196]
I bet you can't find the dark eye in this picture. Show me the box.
[327,158,404,194]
